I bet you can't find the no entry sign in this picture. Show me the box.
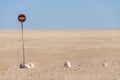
[18,14,26,22]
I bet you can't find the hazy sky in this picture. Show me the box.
[0,0,120,29]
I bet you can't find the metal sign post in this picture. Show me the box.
[18,14,26,66]
[21,22,25,65]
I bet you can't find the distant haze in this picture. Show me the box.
[0,0,120,29]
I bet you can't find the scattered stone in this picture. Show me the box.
[24,64,31,69]
[28,62,35,68]
[103,62,108,67]
[64,61,71,68]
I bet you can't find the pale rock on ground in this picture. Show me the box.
[64,61,71,68]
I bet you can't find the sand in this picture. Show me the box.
[0,29,120,80]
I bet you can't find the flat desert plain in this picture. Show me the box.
[0,29,120,80]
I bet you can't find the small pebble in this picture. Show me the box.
[64,61,71,68]
[103,62,108,67]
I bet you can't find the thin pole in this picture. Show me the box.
[21,22,25,65]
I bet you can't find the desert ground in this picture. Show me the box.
[0,29,120,80]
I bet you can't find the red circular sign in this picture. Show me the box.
[18,14,26,22]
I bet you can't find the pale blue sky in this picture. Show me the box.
[0,0,120,29]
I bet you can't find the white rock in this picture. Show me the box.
[103,62,108,67]
[28,62,35,68]
[64,61,71,68]
[24,64,31,69]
